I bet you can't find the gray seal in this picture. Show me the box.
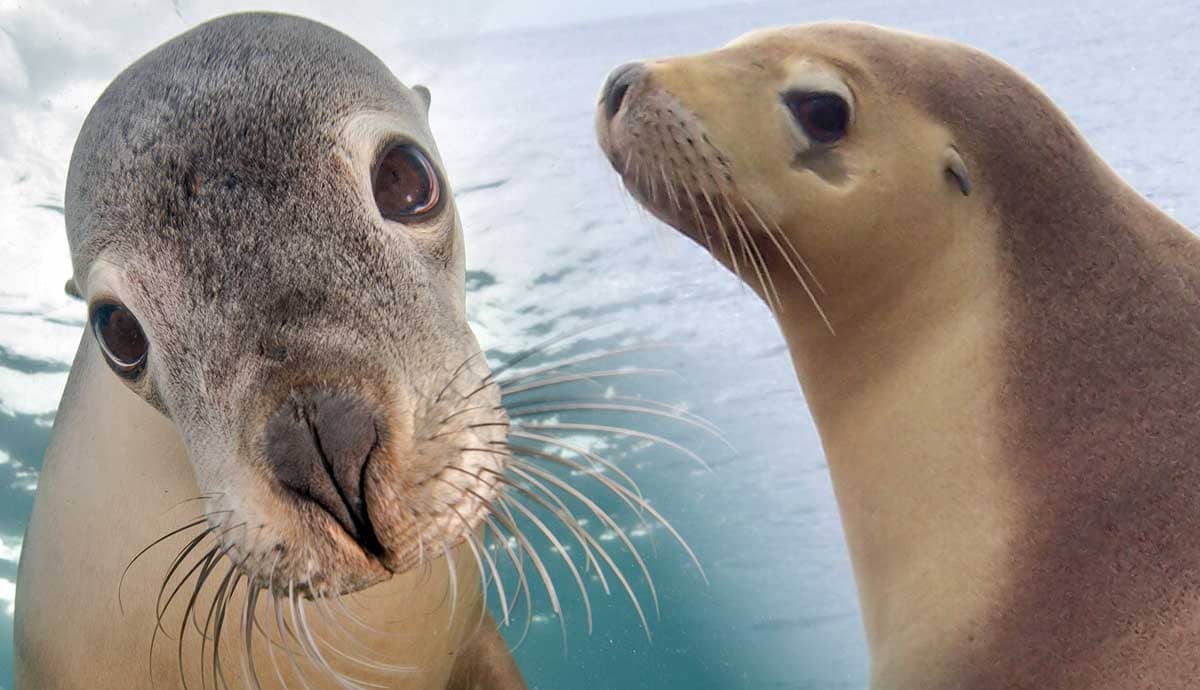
[16,12,527,689]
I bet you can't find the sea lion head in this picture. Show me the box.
[66,11,504,596]
[594,22,1020,326]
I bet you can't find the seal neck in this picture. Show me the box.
[770,208,1015,686]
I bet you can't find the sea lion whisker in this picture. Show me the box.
[725,193,785,314]
[717,192,778,312]
[745,201,826,294]
[505,443,650,533]
[430,420,510,440]
[435,350,487,404]
[508,443,706,583]
[743,201,834,333]
[699,187,744,284]
[439,403,505,427]
[122,517,214,613]
[672,174,717,256]
[500,484,595,635]
[657,158,683,213]
[482,515,532,635]
[441,541,460,632]
[506,468,655,640]
[503,431,646,501]
[499,367,679,396]
[480,321,613,393]
[495,344,674,390]
[507,462,663,612]
[513,394,732,450]
[241,585,265,690]
[188,524,246,639]
[200,562,238,689]
[508,400,728,447]
[496,496,571,648]
[153,525,220,630]
[273,586,315,690]
[433,500,495,646]
[298,598,403,683]
[517,421,712,472]
[289,584,365,690]
[156,542,221,643]
[210,569,244,690]
[476,467,609,593]
[313,595,415,673]
[483,497,563,630]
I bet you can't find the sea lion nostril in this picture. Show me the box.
[603,62,646,121]
[265,387,384,555]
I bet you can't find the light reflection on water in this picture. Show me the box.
[2,0,1199,688]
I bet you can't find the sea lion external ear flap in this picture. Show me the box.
[413,85,432,110]
[65,278,82,300]
[944,146,972,197]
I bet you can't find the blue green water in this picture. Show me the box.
[2,1,1199,688]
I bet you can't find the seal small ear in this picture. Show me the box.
[413,85,432,111]
[944,146,972,197]
[65,278,82,301]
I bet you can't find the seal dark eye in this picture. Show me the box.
[372,144,441,220]
[784,92,850,144]
[90,302,148,377]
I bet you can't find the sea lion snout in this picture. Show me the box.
[264,386,384,555]
[601,62,646,121]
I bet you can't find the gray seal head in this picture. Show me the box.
[66,11,505,596]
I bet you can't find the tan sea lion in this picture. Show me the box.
[9,11,698,689]
[596,22,1200,690]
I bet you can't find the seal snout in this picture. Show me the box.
[265,387,385,556]
[601,62,647,121]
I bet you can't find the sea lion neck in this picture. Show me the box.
[767,195,1015,684]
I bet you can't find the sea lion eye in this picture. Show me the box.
[90,301,148,377]
[372,143,441,220]
[784,92,850,144]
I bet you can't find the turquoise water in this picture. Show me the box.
[2,1,1199,688]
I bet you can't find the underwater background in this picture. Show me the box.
[1,0,1198,688]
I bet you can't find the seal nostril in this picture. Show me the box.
[265,387,385,556]
[603,62,646,121]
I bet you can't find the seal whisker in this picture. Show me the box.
[724,193,785,314]
[743,201,834,333]
[272,586,315,690]
[200,562,238,690]
[241,584,265,690]
[210,569,243,690]
[484,515,534,642]
[498,367,678,396]
[155,526,221,634]
[497,496,573,647]
[516,421,712,472]
[441,542,459,633]
[503,431,646,502]
[121,516,211,613]
[495,344,673,390]
[297,597,399,685]
[476,467,611,596]
[698,188,744,284]
[289,584,362,690]
[507,462,662,611]
[507,470,654,641]
[507,443,706,582]
[508,400,729,447]
[500,488,593,636]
